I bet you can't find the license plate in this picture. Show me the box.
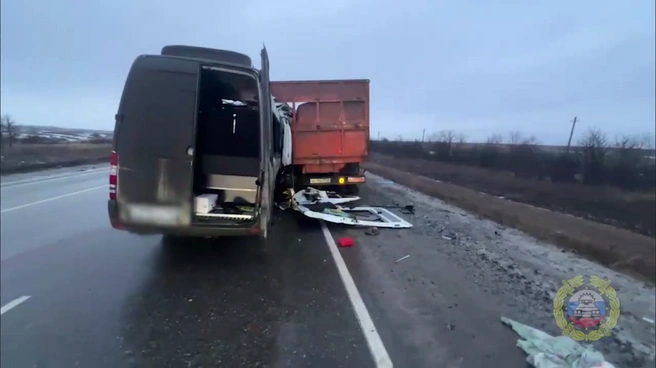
[127,205,180,225]
[310,178,331,184]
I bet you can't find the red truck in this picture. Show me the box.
[271,79,370,194]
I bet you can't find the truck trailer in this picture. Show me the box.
[271,80,370,194]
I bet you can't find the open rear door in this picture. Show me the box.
[258,46,273,238]
[115,57,199,227]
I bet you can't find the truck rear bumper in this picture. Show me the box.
[107,200,262,238]
[301,174,366,187]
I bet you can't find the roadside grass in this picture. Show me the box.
[363,158,656,283]
[0,143,111,175]
[368,153,656,238]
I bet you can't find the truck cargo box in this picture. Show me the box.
[271,80,370,178]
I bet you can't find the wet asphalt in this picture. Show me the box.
[0,165,531,368]
[0,167,372,368]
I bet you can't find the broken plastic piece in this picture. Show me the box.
[337,237,354,247]
[291,187,412,228]
[294,187,360,206]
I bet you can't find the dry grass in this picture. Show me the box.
[363,160,656,283]
[0,143,111,175]
[369,153,656,238]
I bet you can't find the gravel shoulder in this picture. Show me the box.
[331,172,655,367]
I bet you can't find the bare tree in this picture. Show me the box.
[431,130,457,158]
[613,133,653,164]
[486,134,503,145]
[520,135,539,146]
[639,132,655,149]
[437,130,456,143]
[579,127,608,152]
[1,114,20,147]
[509,131,523,145]
[457,133,467,144]
[579,126,608,185]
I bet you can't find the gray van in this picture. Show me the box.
[108,45,280,239]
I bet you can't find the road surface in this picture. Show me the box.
[1,165,654,367]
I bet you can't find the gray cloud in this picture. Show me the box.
[1,0,654,144]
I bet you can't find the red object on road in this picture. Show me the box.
[337,237,354,247]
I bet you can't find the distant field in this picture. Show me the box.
[363,160,656,283]
[367,153,656,238]
[0,142,111,175]
[15,125,113,143]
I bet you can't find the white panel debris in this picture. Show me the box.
[290,187,413,228]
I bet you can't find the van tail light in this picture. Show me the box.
[109,151,118,200]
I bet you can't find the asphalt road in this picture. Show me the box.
[2,165,653,368]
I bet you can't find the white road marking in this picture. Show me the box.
[320,221,393,368]
[0,185,105,213]
[1,168,107,189]
[1,296,31,315]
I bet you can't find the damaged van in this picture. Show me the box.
[108,45,289,239]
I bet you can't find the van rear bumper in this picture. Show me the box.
[107,200,261,238]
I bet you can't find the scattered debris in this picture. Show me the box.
[365,227,380,236]
[372,204,415,214]
[291,188,413,228]
[441,236,452,241]
[501,316,615,368]
[337,237,354,247]
[394,255,410,263]
[276,188,296,210]
[643,317,655,324]
[293,187,361,206]
[275,187,415,228]
[446,323,455,331]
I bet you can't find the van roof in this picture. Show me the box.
[134,54,259,75]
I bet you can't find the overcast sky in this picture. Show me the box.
[1,0,654,144]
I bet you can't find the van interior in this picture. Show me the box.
[192,66,260,225]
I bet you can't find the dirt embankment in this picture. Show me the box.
[0,143,111,175]
[363,158,656,283]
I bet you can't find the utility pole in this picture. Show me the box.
[422,129,426,142]
[566,116,577,154]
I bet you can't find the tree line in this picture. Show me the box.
[1,114,112,145]
[370,127,656,191]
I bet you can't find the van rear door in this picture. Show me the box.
[114,56,199,227]
[258,46,273,238]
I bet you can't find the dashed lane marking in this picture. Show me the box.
[1,296,31,315]
[1,168,107,188]
[1,185,105,214]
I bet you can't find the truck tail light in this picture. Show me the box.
[347,177,366,183]
[109,151,118,200]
